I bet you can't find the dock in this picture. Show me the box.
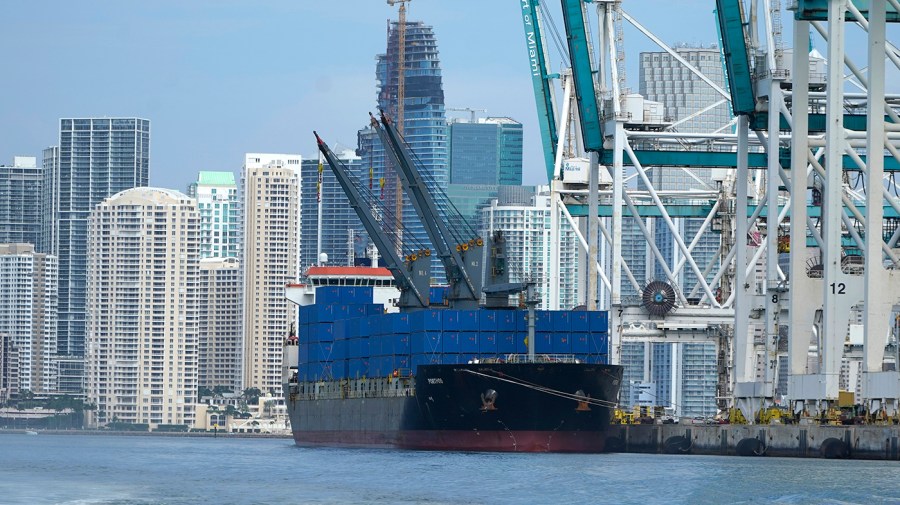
[609,424,900,460]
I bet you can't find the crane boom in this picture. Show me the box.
[560,0,603,152]
[375,112,483,308]
[716,0,756,117]
[314,131,430,309]
[519,0,559,182]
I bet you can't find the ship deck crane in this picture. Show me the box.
[315,131,430,310]
[374,112,484,309]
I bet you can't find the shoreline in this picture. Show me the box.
[0,428,291,439]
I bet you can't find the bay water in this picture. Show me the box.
[2,432,899,504]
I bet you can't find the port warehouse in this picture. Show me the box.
[295,286,610,381]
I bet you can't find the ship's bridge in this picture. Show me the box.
[286,266,400,311]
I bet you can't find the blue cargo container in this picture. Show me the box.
[358,338,369,359]
[346,338,359,359]
[311,342,334,361]
[411,331,441,354]
[331,359,347,380]
[333,340,348,360]
[299,305,315,324]
[497,311,517,331]
[442,332,460,353]
[570,312,589,332]
[369,335,385,356]
[375,315,390,336]
[392,334,410,355]
[298,343,310,363]
[391,313,410,333]
[347,304,367,318]
[334,320,348,340]
[309,361,334,379]
[409,309,442,331]
[459,332,478,353]
[348,358,369,378]
[516,310,528,332]
[368,356,386,377]
[430,286,449,306]
[535,311,552,332]
[310,323,334,343]
[515,332,528,354]
[479,333,497,353]
[589,333,609,355]
[550,311,571,332]
[358,317,373,337]
[299,325,311,344]
[552,333,572,354]
[350,286,370,304]
[442,310,461,331]
[458,310,478,331]
[366,304,385,316]
[497,332,516,353]
[571,332,590,354]
[387,354,410,371]
[535,332,552,353]
[297,363,309,380]
[314,286,341,305]
[589,311,609,332]
[478,310,498,331]
[316,286,371,305]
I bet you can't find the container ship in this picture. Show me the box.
[282,269,622,452]
[282,114,622,452]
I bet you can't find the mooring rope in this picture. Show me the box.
[459,368,619,409]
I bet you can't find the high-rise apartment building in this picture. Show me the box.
[617,47,730,417]
[357,20,448,282]
[47,118,150,362]
[198,257,242,394]
[639,46,730,134]
[299,150,364,274]
[0,244,57,394]
[0,157,43,248]
[0,333,20,403]
[481,189,581,310]
[448,117,523,186]
[187,171,240,259]
[242,153,300,396]
[41,147,59,255]
[85,187,198,428]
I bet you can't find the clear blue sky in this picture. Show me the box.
[3,1,861,190]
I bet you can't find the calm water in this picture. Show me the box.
[2,433,900,505]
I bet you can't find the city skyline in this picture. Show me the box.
[3,1,751,193]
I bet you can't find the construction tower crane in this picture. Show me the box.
[387,0,410,254]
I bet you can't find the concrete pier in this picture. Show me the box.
[608,424,900,459]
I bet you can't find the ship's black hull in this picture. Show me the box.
[286,362,622,452]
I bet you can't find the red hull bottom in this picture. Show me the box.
[292,430,607,453]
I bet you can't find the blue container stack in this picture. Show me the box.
[297,286,610,381]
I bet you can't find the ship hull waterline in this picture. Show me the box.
[286,362,623,453]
